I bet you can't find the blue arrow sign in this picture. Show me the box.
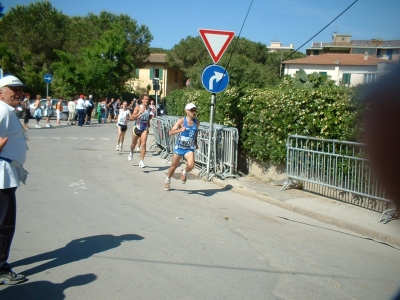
[44,74,53,83]
[201,65,229,93]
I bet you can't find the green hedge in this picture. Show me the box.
[165,84,364,164]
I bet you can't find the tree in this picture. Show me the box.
[52,23,135,97]
[0,1,68,93]
[63,12,152,70]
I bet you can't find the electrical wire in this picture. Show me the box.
[278,0,359,69]
[216,0,254,90]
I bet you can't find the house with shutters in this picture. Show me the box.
[283,53,399,86]
[126,53,184,97]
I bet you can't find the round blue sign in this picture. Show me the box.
[44,74,53,83]
[201,65,229,93]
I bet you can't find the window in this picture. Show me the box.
[364,74,378,84]
[314,50,320,55]
[319,72,327,76]
[342,73,351,85]
[135,68,139,78]
[387,49,393,60]
[352,48,376,55]
[149,68,163,80]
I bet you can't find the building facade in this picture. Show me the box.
[126,53,184,97]
[306,33,400,61]
[283,53,399,86]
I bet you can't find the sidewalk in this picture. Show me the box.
[145,128,400,249]
[210,173,400,248]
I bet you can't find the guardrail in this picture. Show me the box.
[150,116,238,181]
[281,135,396,223]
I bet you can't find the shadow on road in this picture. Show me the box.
[0,273,97,300]
[10,234,144,277]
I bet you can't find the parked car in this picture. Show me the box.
[29,99,69,121]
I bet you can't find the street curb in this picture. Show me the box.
[211,177,400,249]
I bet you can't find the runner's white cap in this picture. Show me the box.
[185,103,196,110]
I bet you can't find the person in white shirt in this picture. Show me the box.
[0,75,29,285]
[115,101,131,151]
[76,94,86,127]
[67,97,77,125]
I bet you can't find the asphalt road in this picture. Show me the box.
[1,122,399,300]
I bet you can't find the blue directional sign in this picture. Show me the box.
[201,65,229,93]
[44,73,53,83]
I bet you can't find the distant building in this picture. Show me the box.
[126,53,184,97]
[306,33,400,61]
[283,53,399,86]
[267,41,294,52]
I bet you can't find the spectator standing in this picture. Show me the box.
[149,99,156,118]
[113,98,121,122]
[21,93,31,129]
[56,97,63,126]
[85,95,94,125]
[107,98,115,123]
[33,94,42,128]
[67,97,77,125]
[0,75,29,285]
[44,96,53,128]
[76,94,86,127]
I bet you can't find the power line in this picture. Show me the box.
[279,0,359,66]
[216,0,254,91]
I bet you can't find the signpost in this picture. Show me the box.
[44,73,53,97]
[198,29,235,180]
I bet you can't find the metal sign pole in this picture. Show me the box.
[155,90,158,117]
[46,83,49,98]
[206,93,216,181]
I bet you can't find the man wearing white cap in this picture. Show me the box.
[0,75,28,284]
[164,103,200,191]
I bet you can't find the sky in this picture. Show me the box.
[1,0,400,53]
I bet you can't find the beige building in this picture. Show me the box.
[126,53,184,97]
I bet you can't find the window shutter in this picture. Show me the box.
[159,69,163,80]
[343,73,351,84]
[149,68,154,79]
[135,68,139,78]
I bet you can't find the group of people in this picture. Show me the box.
[110,93,200,192]
[66,94,94,126]
[21,94,65,129]
[0,74,201,286]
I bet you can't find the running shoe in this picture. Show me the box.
[181,169,187,184]
[0,263,26,285]
[136,147,140,152]
[116,145,119,151]
[139,160,145,168]
[128,152,133,161]
[119,144,123,151]
[164,180,170,191]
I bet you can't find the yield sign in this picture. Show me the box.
[199,29,235,64]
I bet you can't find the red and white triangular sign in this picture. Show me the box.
[199,29,235,64]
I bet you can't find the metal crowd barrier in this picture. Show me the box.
[281,135,396,223]
[150,116,238,181]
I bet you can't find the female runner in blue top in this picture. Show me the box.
[128,94,152,168]
[164,103,200,191]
